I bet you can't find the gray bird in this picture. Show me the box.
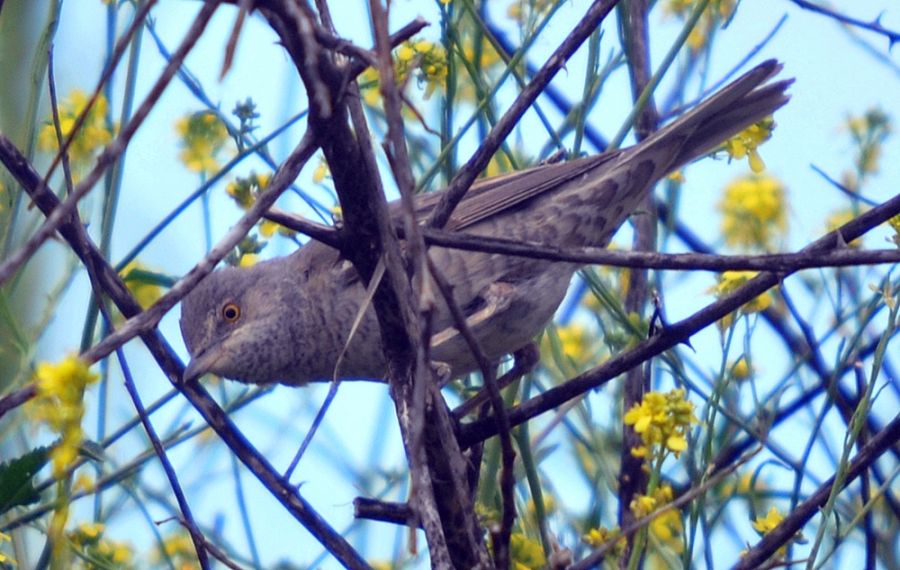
[180,60,790,385]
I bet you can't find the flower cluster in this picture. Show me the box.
[509,533,545,570]
[225,171,294,241]
[506,0,555,23]
[747,506,796,560]
[665,0,737,51]
[175,112,229,174]
[29,355,99,479]
[846,107,891,182]
[38,90,114,167]
[630,484,684,554]
[723,117,775,173]
[719,174,787,251]
[713,270,773,319]
[153,531,199,568]
[28,355,99,564]
[583,526,626,557]
[624,388,698,461]
[360,38,448,104]
[68,523,133,568]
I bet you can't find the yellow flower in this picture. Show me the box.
[667,169,685,184]
[664,0,737,50]
[176,112,229,174]
[507,0,554,23]
[226,172,293,239]
[719,174,787,251]
[846,108,891,177]
[559,324,589,360]
[119,260,164,310]
[623,389,698,460]
[73,472,95,493]
[746,506,803,561]
[630,485,678,538]
[38,90,114,165]
[360,37,448,104]
[70,522,105,545]
[649,505,685,554]
[312,158,331,183]
[154,531,198,568]
[94,539,134,565]
[723,117,775,173]
[331,204,343,224]
[30,356,99,480]
[825,209,864,248]
[226,171,270,209]
[713,271,773,315]
[887,214,900,248]
[752,506,784,534]
[0,531,15,566]
[238,253,259,267]
[509,533,545,570]
[730,357,752,381]
[69,523,134,569]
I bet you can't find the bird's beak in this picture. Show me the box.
[183,346,221,383]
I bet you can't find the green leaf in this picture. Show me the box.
[0,446,50,514]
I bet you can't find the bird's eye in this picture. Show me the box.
[221,302,241,323]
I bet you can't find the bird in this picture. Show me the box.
[180,60,791,386]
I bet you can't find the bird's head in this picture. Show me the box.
[180,262,296,383]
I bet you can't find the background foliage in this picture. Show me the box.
[0,0,898,568]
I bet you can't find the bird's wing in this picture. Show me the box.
[401,151,622,231]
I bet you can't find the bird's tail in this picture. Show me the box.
[638,59,793,171]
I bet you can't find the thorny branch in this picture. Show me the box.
[2,0,898,568]
[0,130,369,569]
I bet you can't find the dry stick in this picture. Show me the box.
[421,229,900,271]
[259,1,462,566]
[426,258,517,567]
[104,324,211,567]
[261,2,447,564]
[734,412,900,570]
[570,450,758,569]
[6,5,214,560]
[0,133,369,570]
[370,1,500,566]
[365,3,447,562]
[618,3,660,560]
[0,385,36,420]
[47,50,76,197]
[425,0,622,230]
[662,205,900,472]
[268,207,900,271]
[458,190,900,447]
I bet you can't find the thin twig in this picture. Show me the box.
[425,0,621,230]
[734,412,900,569]
[459,190,900,447]
[0,0,213,286]
[789,0,900,46]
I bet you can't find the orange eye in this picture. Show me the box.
[222,302,241,323]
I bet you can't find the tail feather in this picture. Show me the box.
[643,59,792,170]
